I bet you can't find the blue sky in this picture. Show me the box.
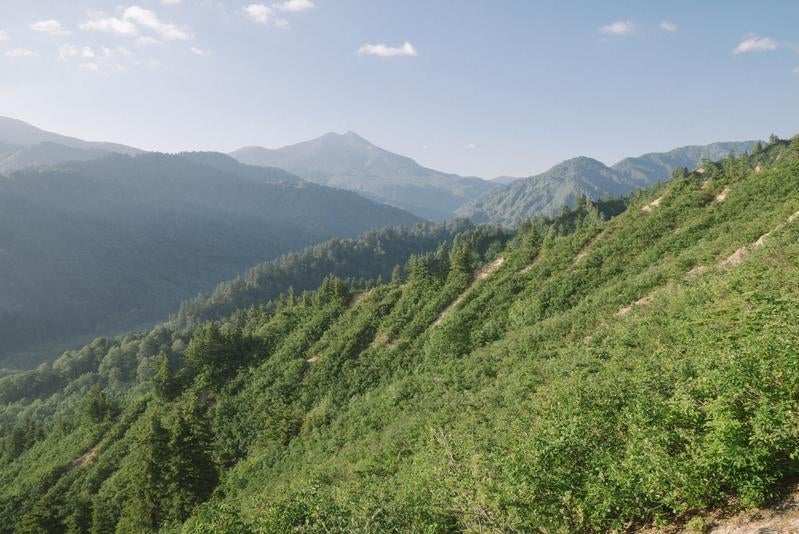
[1,0,797,177]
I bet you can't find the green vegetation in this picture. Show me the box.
[457,141,757,226]
[1,136,798,532]
[0,152,419,368]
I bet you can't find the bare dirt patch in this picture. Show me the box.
[72,447,98,469]
[719,210,799,268]
[433,257,505,326]
[642,196,664,213]
[615,292,656,317]
[714,186,731,203]
[705,486,799,533]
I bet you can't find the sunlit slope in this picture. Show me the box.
[0,138,797,532]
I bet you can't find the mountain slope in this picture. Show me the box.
[458,140,758,226]
[612,140,758,185]
[231,132,496,220]
[457,156,633,225]
[0,152,419,367]
[0,116,141,173]
[0,136,796,532]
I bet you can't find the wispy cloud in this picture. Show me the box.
[58,44,96,61]
[357,41,417,58]
[244,4,272,23]
[123,6,190,40]
[59,43,135,72]
[733,34,778,55]
[464,143,477,150]
[244,1,313,27]
[274,0,314,12]
[659,21,678,33]
[190,46,209,56]
[0,30,7,42]
[31,20,71,36]
[599,21,635,36]
[80,6,190,41]
[793,67,799,75]
[5,48,40,58]
[160,0,182,4]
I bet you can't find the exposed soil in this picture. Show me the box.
[432,257,505,326]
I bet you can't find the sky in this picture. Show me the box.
[0,0,797,178]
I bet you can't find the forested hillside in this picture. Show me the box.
[1,136,798,532]
[0,152,419,368]
[457,140,757,226]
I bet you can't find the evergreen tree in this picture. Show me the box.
[82,384,110,424]
[152,352,177,401]
[118,412,171,532]
[168,399,218,522]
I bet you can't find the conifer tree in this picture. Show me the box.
[118,412,171,532]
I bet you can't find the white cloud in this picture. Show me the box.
[357,41,417,58]
[31,20,71,35]
[659,21,678,33]
[123,6,190,40]
[80,6,190,41]
[190,46,209,56]
[59,44,96,61]
[5,48,39,58]
[244,4,272,23]
[733,34,778,55]
[274,0,314,12]
[79,62,100,71]
[136,36,160,46]
[0,30,7,42]
[160,0,182,4]
[464,143,477,150]
[80,15,139,36]
[793,67,799,75]
[599,20,635,36]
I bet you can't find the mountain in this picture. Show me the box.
[458,140,758,226]
[231,132,497,220]
[1,135,796,532]
[0,116,141,173]
[0,152,419,367]
[491,175,521,185]
[457,156,635,226]
[612,140,759,185]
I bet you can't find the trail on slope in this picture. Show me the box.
[719,210,799,268]
[573,229,610,266]
[432,257,505,327]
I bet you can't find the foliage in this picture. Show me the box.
[1,141,798,532]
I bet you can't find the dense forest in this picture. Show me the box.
[1,135,798,532]
[0,152,419,368]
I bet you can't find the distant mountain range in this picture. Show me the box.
[0,144,419,366]
[231,132,497,221]
[0,116,140,173]
[457,141,758,226]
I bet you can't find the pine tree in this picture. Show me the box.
[168,399,218,522]
[152,352,177,401]
[118,412,171,532]
[82,385,110,424]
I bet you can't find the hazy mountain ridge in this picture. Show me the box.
[0,151,420,367]
[0,137,797,532]
[458,140,759,225]
[0,116,142,173]
[231,131,497,220]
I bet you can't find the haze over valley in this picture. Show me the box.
[1,2,799,532]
